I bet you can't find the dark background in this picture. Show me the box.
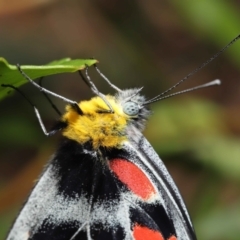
[0,1,240,239]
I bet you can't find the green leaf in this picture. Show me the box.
[0,58,98,100]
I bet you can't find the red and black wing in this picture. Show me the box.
[7,136,196,240]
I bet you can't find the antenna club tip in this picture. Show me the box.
[214,79,221,85]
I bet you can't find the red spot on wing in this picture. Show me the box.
[133,225,164,240]
[109,159,156,199]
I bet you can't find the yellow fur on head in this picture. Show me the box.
[62,95,129,149]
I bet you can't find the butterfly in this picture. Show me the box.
[4,34,240,240]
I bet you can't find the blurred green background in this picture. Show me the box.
[0,0,240,239]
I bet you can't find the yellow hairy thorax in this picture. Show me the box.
[62,95,129,149]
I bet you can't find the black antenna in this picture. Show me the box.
[144,79,221,105]
[148,34,240,103]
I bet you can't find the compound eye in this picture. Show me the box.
[123,101,139,116]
